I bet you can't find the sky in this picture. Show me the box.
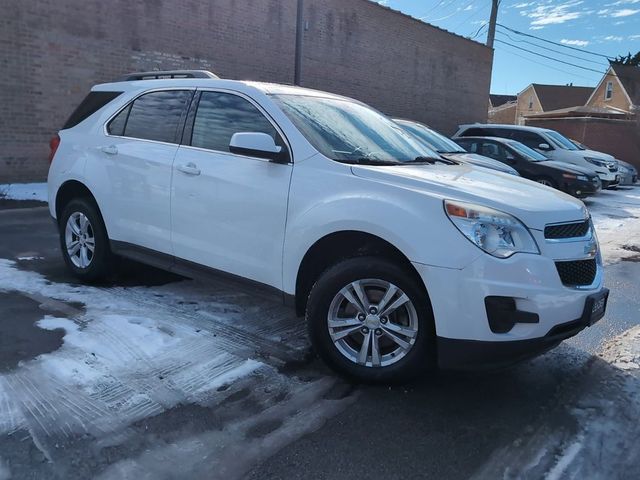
[372,0,640,95]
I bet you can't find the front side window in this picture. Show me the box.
[272,94,439,164]
[544,130,578,150]
[190,91,281,153]
[506,141,546,161]
[605,81,613,100]
[109,90,192,143]
[528,95,534,109]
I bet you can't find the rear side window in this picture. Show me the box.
[190,91,280,153]
[460,127,488,136]
[63,91,123,130]
[508,131,545,149]
[121,90,192,143]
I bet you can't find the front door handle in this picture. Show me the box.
[101,145,118,155]
[177,162,201,176]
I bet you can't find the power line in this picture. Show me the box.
[496,29,609,67]
[495,39,606,74]
[497,23,613,60]
[495,45,598,82]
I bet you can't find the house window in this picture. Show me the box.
[528,95,534,109]
[605,81,613,100]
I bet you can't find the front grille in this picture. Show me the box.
[544,220,590,239]
[555,258,597,287]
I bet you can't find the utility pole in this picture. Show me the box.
[486,0,500,49]
[294,0,304,86]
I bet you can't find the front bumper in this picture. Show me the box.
[414,244,605,369]
[566,178,600,198]
[437,288,609,369]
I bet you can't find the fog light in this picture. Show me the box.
[485,296,539,333]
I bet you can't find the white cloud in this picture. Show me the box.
[629,34,640,39]
[519,1,591,27]
[560,39,590,47]
[610,8,640,16]
[603,35,624,41]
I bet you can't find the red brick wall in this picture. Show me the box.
[525,117,640,170]
[1,0,492,183]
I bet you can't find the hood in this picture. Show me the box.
[351,163,587,230]
[582,149,615,162]
[539,160,598,176]
[442,152,519,176]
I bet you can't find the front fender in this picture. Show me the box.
[282,169,482,295]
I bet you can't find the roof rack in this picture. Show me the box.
[115,70,219,82]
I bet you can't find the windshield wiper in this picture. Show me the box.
[341,158,404,166]
[406,156,457,165]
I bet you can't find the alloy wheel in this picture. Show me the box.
[327,279,419,368]
[65,212,95,269]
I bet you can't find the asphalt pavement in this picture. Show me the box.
[0,204,639,479]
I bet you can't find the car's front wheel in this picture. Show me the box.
[307,257,435,383]
[59,198,112,282]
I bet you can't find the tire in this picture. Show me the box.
[536,177,557,189]
[59,197,112,282]
[306,256,435,384]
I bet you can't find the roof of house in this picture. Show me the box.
[524,105,632,119]
[611,64,640,105]
[489,94,517,108]
[530,84,593,111]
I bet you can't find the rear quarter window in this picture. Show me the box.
[62,91,123,130]
[108,90,193,143]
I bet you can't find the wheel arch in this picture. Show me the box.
[55,180,104,228]
[293,230,430,317]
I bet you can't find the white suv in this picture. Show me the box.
[48,70,609,382]
[454,124,620,188]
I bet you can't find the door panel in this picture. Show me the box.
[171,90,293,288]
[93,90,192,253]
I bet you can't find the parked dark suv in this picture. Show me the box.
[456,136,601,198]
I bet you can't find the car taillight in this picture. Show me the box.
[48,134,60,164]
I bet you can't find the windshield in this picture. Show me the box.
[545,130,579,150]
[506,141,547,162]
[395,121,464,153]
[271,94,441,163]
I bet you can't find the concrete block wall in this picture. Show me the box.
[0,0,492,183]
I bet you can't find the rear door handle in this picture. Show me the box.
[177,162,201,176]
[100,145,118,155]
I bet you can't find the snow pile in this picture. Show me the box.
[0,183,48,202]
[587,188,640,265]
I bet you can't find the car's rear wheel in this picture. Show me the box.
[59,198,112,282]
[306,257,435,383]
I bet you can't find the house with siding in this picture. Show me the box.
[515,84,593,125]
[585,64,640,114]
[488,94,517,124]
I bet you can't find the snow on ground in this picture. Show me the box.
[0,259,352,476]
[0,183,48,202]
[471,325,640,479]
[586,187,640,265]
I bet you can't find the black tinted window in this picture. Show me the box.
[107,104,130,136]
[124,90,191,143]
[460,127,488,136]
[191,92,279,152]
[63,91,123,130]
[508,131,545,149]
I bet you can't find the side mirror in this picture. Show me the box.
[538,143,552,151]
[229,132,289,163]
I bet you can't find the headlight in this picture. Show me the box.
[444,200,539,258]
[584,157,606,167]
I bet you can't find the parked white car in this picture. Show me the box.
[48,70,609,382]
[454,124,620,189]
